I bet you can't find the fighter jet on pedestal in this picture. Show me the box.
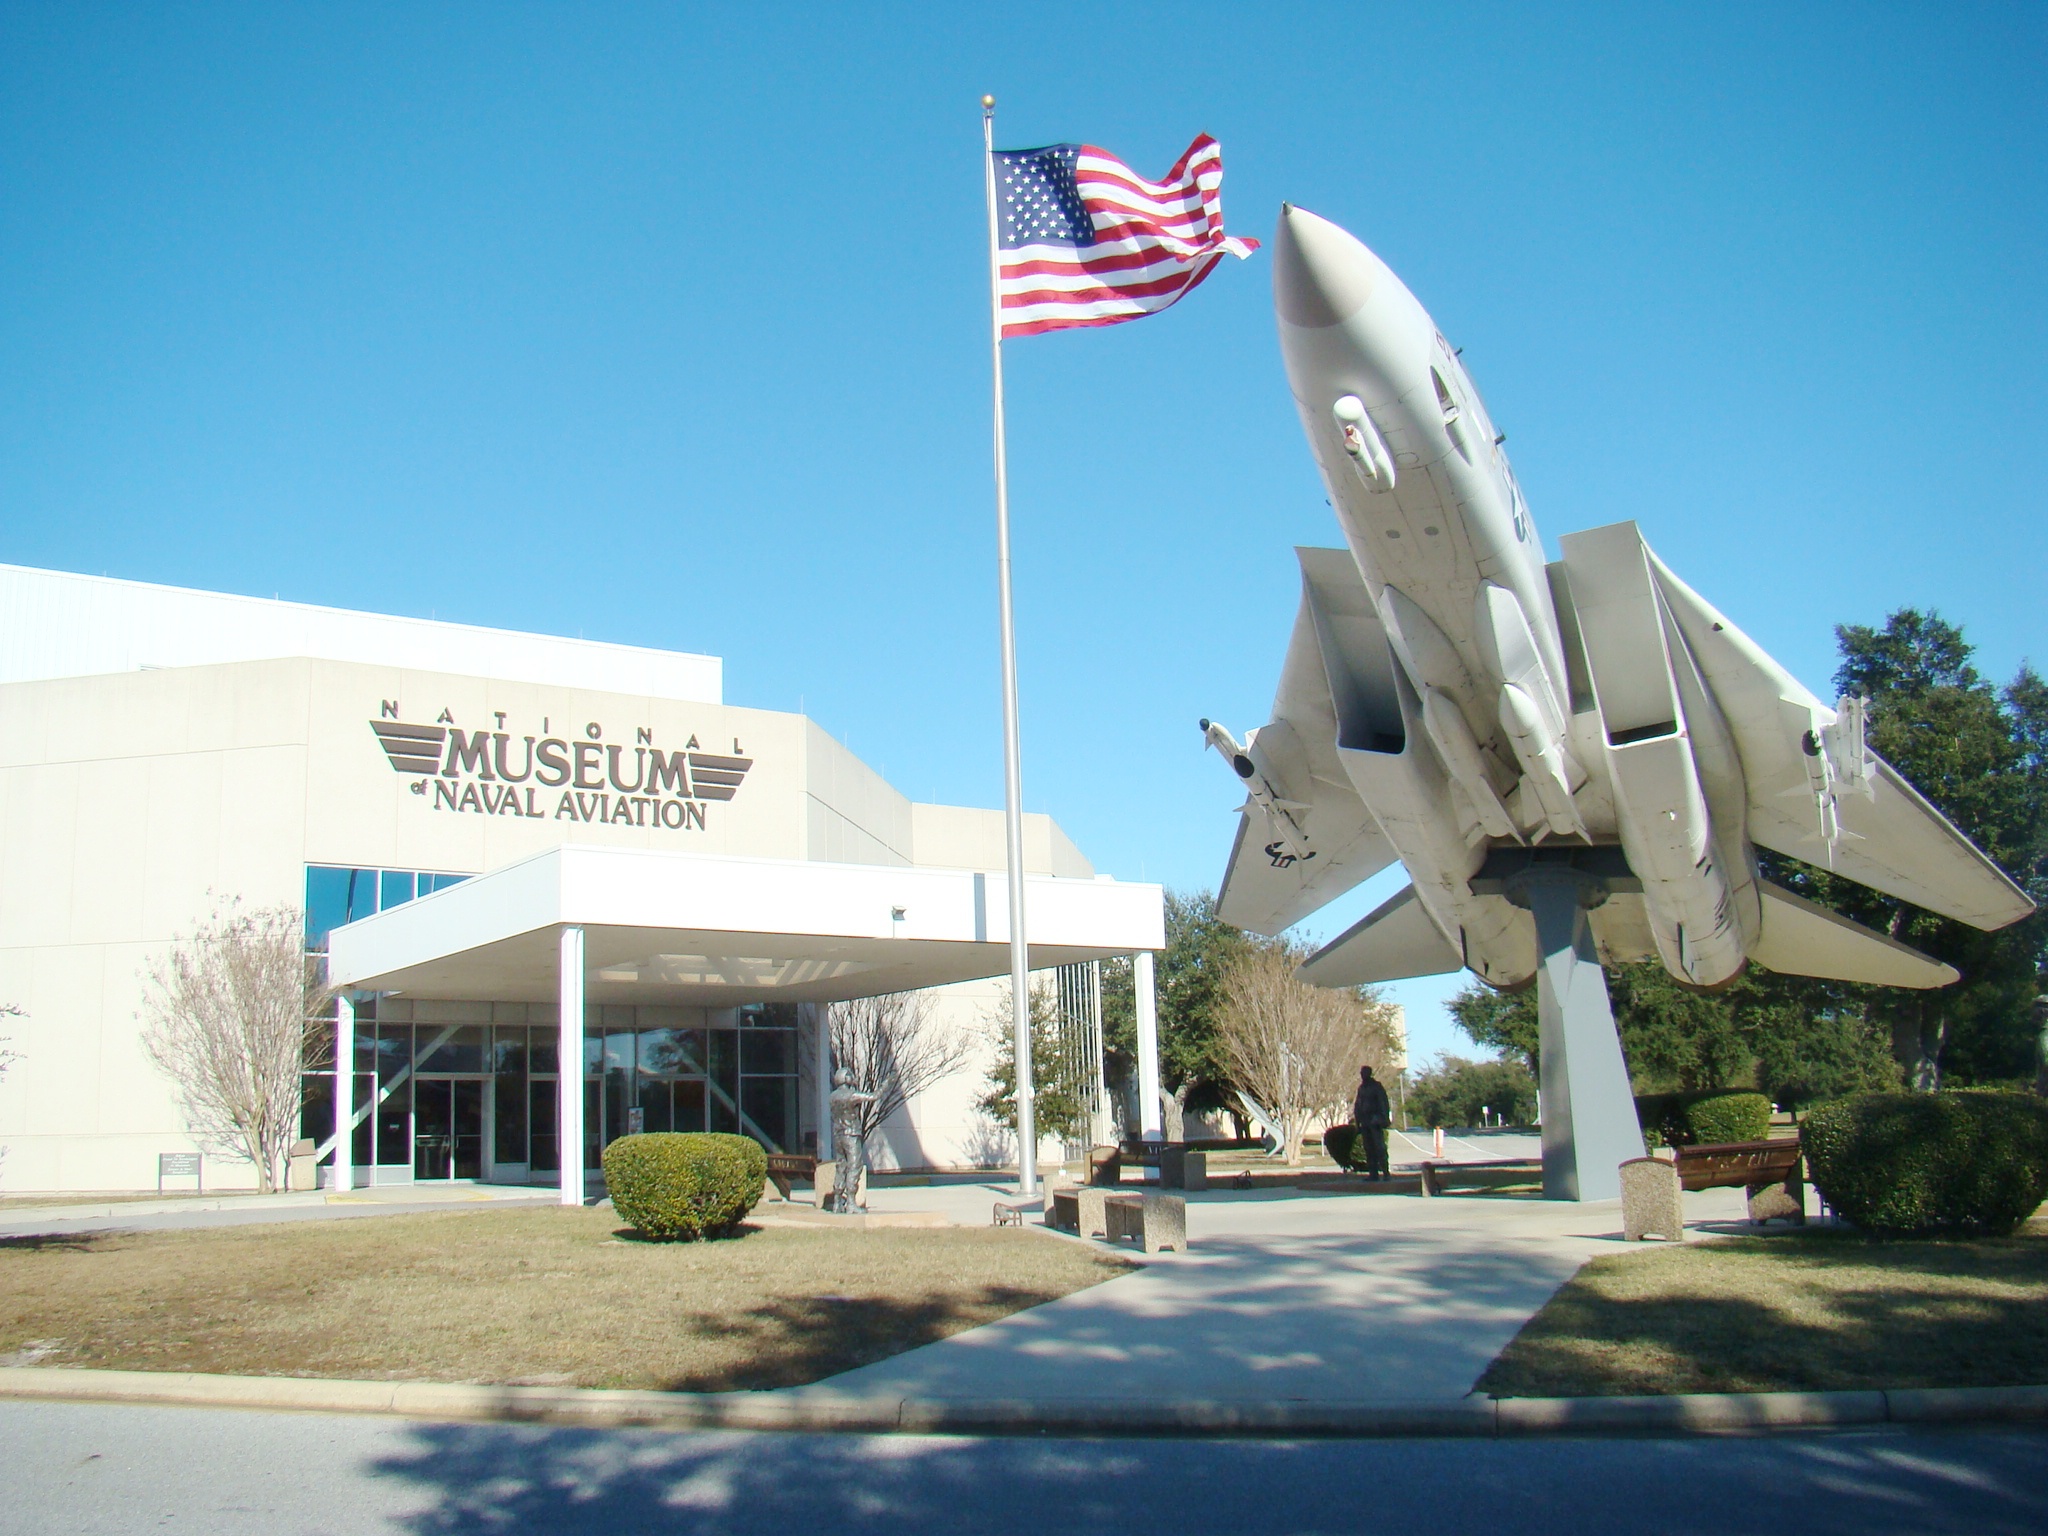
[1206,206,2035,1200]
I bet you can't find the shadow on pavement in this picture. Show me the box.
[367,1419,2048,1535]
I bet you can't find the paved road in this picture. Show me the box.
[0,1400,2041,1535]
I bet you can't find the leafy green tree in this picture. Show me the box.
[1774,610,2048,1087]
[1446,963,1897,1110]
[1406,1055,1538,1129]
[1448,983,1537,1072]
[1102,890,1259,1137]
[977,981,1091,1144]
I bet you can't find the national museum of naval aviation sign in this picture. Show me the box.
[369,703,752,831]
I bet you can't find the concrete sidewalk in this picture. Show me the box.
[0,1181,556,1239]
[814,1181,1757,1406]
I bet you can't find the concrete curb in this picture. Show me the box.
[3,1367,2047,1438]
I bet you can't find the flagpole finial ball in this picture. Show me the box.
[982,95,995,109]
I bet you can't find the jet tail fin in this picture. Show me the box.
[1299,884,1463,987]
[1749,880,1958,989]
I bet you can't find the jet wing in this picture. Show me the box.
[1298,884,1462,987]
[1646,548,2034,931]
[1216,551,1400,934]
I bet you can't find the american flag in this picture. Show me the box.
[994,135,1258,339]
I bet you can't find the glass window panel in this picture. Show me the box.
[636,1028,703,1078]
[419,1025,485,1074]
[345,868,379,926]
[304,867,353,952]
[604,1031,634,1073]
[376,1078,411,1165]
[351,1072,374,1169]
[372,1026,412,1083]
[742,1029,795,1077]
[300,1074,333,1151]
[674,1078,707,1133]
[493,1074,527,1165]
[380,870,416,910]
[740,1002,800,1030]
[637,1078,674,1134]
[583,1033,603,1078]
[528,1079,559,1173]
[529,1035,559,1075]
[425,872,469,893]
[708,1084,739,1135]
[491,1028,527,1076]
[604,1067,631,1148]
[709,1029,739,1096]
[741,1077,796,1154]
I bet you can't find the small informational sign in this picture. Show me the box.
[157,1152,202,1193]
[627,1108,646,1135]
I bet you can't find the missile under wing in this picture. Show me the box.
[1210,205,2033,997]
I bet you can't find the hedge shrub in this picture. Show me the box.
[1323,1124,1363,1171]
[1636,1090,1774,1148]
[1802,1091,2048,1237]
[1684,1092,1773,1146]
[602,1132,767,1241]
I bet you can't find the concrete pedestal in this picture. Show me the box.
[1523,868,1646,1201]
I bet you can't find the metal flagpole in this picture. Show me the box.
[982,94,1036,1199]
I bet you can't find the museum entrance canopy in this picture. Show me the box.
[325,845,1166,1006]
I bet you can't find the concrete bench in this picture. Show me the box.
[1048,1185,1111,1238]
[1619,1138,1806,1241]
[1104,1191,1185,1253]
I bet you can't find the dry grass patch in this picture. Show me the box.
[0,1207,1133,1390]
[1481,1217,2048,1398]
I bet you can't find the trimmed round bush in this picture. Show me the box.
[1323,1124,1363,1171]
[1683,1092,1773,1146]
[602,1132,767,1241]
[1802,1091,2048,1237]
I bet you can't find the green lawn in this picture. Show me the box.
[1482,1218,2048,1397]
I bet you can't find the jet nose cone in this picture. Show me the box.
[1273,204,1376,328]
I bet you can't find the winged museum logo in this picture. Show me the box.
[368,704,751,831]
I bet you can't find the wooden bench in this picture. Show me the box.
[764,1153,817,1201]
[1418,1158,1542,1197]
[1674,1138,1805,1224]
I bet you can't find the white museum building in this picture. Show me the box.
[0,563,1166,1196]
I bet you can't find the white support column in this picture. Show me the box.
[1134,950,1163,1144]
[333,994,355,1193]
[558,924,586,1207]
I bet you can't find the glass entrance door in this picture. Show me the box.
[414,1079,486,1180]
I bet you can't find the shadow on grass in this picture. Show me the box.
[1482,1227,2048,1397]
[658,1285,1065,1391]
[0,1231,113,1254]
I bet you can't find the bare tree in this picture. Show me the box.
[141,901,335,1193]
[826,990,972,1145]
[1216,945,1399,1165]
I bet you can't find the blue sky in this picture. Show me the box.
[4,4,2043,1065]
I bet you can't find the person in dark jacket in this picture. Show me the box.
[1352,1065,1392,1180]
